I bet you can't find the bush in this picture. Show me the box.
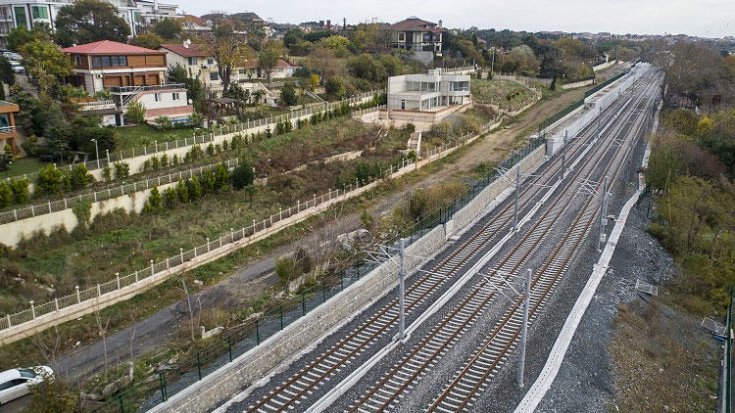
[126,101,146,124]
[281,82,298,106]
[37,165,67,196]
[113,162,129,179]
[162,187,177,209]
[176,179,189,203]
[69,164,94,191]
[9,177,29,203]
[144,187,163,213]
[231,161,255,189]
[102,165,111,182]
[0,181,12,208]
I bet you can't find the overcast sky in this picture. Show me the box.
[173,0,734,38]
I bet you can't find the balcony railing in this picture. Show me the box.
[0,126,16,134]
[110,83,186,94]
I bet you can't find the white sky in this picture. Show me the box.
[174,0,735,38]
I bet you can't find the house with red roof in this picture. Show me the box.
[63,40,193,126]
[160,40,298,99]
[389,17,444,63]
[159,40,223,96]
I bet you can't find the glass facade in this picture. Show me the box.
[31,6,48,20]
[14,6,27,28]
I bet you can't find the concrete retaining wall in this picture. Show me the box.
[0,181,178,247]
[149,224,447,413]
[148,127,545,413]
[562,79,595,90]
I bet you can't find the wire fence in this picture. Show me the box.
[3,90,385,184]
[0,159,240,225]
[84,120,547,413]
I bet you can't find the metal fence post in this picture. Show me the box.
[75,286,80,303]
[301,295,306,316]
[280,305,284,330]
[196,352,202,380]
[256,319,260,345]
[30,301,35,319]
[228,336,233,362]
[159,372,167,402]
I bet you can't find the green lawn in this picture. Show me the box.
[113,124,203,151]
[4,157,49,179]
[472,79,537,111]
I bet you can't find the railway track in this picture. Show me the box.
[238,69,645,413]
[343,70,660,413]
[424,73,661,413]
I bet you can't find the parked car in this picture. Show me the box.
[0,366,53,405]
[10,61,23,74]
[2,51,22,62]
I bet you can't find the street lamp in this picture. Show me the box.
[90,138,100,169]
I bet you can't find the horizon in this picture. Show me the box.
[174,0,735,39]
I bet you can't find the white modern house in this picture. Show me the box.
[387,68,471,111]
[355,68,472,131]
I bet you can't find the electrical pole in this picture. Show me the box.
[518,268,532,388]
[398,238,406,342]
[597,176,610,252]
[561,130,568,178]
[513,165,521,231]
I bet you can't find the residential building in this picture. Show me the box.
[387,68,470,111]
[63,40,192,125]
[362,68,471,131]
[161,40,297,95]
[235,59,296,81]
[0,100,19,152]
[388,17,443,60]
[0,0,179,47]
[159,40,223,96]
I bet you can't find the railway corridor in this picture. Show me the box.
[225,64,662,413]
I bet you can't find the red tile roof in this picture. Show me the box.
[390,18,441,32]
[159,43,206,58]
[62,40,163,56]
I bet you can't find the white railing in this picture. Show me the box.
[0,117,498,335]
[0,159,239,224]
[2,89,385,184]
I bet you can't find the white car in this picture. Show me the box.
[0,366,53,405]
[9,61,23,74]
[2,51,22,62]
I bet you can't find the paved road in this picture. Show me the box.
[0,395,31,413]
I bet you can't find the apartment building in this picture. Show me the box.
[0,0,178,47]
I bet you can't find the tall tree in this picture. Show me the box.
[54,0,130,47]
[131,32,164,49]
[258,41,283,81]
[19,39,73,96]
[196,19,254,94]
[153,18,181,41]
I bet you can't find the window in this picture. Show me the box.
[187,57,197,65]
[75,56,82,67]
[209,72,219,81]
[31,6,48,20]
[154,93,161,102]
[92,56,127,68]
[13,6,27,28]
[172,92,180,101]
[207,58,214,65]
[398,32,406,42]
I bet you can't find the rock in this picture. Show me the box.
[337,229,372,251]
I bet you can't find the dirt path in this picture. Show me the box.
[54,69,626,383]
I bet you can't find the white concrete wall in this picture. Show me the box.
[562,79,595,90]
[0,181,177,248]
[135,90,188,111]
